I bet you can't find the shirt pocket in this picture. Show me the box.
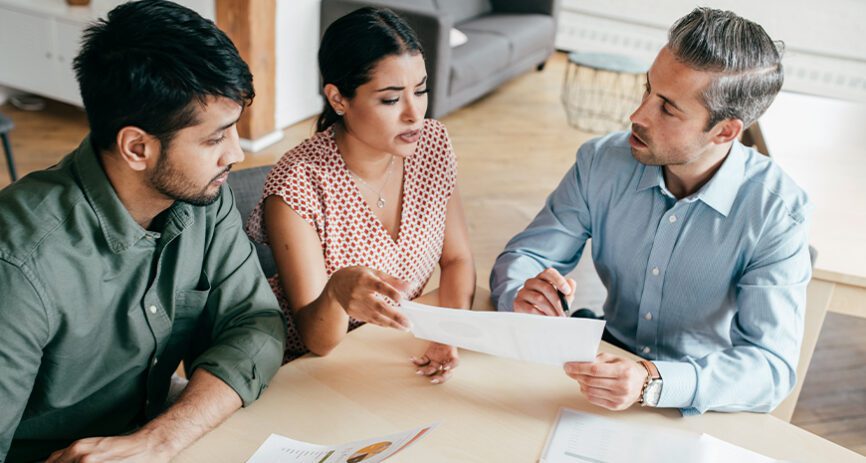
[174,275,211,321]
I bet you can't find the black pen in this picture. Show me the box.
[557,289,571,317]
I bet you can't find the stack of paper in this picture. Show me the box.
[541,409,788,463]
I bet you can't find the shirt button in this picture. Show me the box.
[152,358,158,366]
[644,312,653,321]
[642,346,651,354]
[669,215,677,223]
[651,267,660,276]
[148,305,157,314]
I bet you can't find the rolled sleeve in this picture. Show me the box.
[189,328,284,406]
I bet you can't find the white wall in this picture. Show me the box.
[275,0,323,130]
[557,0,866,103]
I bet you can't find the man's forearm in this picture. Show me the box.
[138,368,242,458]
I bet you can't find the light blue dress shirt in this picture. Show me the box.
[490,132,811,415]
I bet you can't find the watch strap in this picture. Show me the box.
[640,360,660,379]
[638,360,661,406]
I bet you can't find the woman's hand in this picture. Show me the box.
[412,342,459,384]
[326,266,412,330]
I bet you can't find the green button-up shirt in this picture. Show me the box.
[0,137,286,462]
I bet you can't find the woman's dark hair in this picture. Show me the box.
[316,7,423,133]
[73,0,254,153]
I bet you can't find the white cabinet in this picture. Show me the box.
[0,8,56,97]
[0,0,218,108]
[54,19,86,104]
[0,3,91,106]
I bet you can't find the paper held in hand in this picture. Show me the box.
[246,423,437,463]
[400,300,605,365]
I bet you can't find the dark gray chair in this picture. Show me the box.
[0,112,16,182]
[321,0,561,118]
[227,165,277,278]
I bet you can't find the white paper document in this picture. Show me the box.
[400,301,605,365]
[540,408,782,463]
[246,423,437,463]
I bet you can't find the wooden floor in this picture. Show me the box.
[1,52,864,455]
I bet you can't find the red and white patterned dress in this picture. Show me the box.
[245,118,457,362]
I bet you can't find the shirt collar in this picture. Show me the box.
[636,164,664,192]
[72,136,194,253]
[635,141,747,217]
[694,142,746,216]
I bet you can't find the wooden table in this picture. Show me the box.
[175,323,865,462]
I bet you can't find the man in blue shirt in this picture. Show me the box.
[490,8,811,415]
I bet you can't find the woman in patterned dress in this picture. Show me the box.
[245,7,475,383]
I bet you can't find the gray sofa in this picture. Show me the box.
[321,0,561,118]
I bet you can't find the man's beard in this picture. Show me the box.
[149,147,228,207]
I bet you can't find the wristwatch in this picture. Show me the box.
[638,360,663,407]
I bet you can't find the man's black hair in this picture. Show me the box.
[73,0,254,152]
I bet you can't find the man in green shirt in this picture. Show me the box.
[0,1,286,461]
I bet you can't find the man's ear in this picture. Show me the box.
[115,127,158,172]
[323,83,347,115]
[710,118,744,145]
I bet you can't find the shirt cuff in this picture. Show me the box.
[653,360,698,409]
[495,286,521,312]
[190,338,283,407]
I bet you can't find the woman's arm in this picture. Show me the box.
[263,196,410,356]
[436,186,476,309]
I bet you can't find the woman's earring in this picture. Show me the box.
[335,110,345,116]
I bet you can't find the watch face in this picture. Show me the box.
[644,379,663,407]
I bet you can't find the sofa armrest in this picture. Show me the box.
[320,0,454,118]
[490,0,561,17]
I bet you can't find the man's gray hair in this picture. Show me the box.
[668,7,784,129]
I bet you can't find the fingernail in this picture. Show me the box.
[415,370,423,375]
[560,285,570,293]
[431,379,440,384]
[443,365,450,371]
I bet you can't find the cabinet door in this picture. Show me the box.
[0,7,55,97]
[54,19,85,106]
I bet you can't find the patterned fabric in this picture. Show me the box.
[246,119,457,361]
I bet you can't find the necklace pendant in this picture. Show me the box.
[377,197,386,208]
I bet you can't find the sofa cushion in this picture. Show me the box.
[373,0,436,10]
[436,0,492,23]
[449,29,510,95]
[458,14,555,64]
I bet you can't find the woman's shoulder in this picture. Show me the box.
[421,118,449,142]
[416,118,455,164]
[270,129,338,179]
[262,130,340,196]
